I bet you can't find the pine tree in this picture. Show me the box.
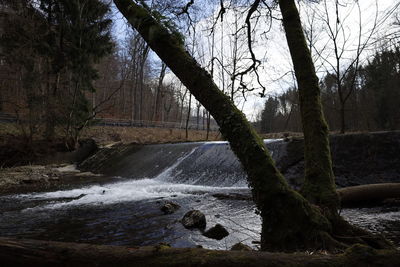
[1,0,113,147]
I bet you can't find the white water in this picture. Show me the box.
[13,146,248,210]
[16,180,246,210]
[2,139,399,249]
[8,139,287,210]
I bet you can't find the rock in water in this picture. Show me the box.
[203,224,229,240]
[181,210,206,229]
[231,243,252,251]
[161,201,181,214]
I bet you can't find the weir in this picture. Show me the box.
[0,136,399,249]
[80,139,287,187]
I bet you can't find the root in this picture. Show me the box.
[317,231,349,253]
[316,205,394,251]
[264,212,395,253]
[331,216,393,249]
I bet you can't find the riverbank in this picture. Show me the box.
[0,123,293,168]
[0,132,399,253]
[0,164,122,195]
[1,130,399,195]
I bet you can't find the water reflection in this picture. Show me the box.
[0,181,399,249]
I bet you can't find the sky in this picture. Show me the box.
[110,0,399,121]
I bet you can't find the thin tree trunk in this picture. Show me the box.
[139,44,149,122]
[206,111,211,140]
[196,102,200,130]
[339,104,346,134]
[153,62,166,121]
[185,93,192,139]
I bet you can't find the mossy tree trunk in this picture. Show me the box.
[113,0,334,251]
[277,0,339,214]
[1,237,399,267]
[113,0,392,252]
[277,0,392,250]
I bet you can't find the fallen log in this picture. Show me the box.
[0,237,399,266]
[337,183,400,207]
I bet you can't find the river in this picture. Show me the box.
[0,140,399,249]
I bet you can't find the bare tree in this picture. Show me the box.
[307,0,379,133]
[152,62,167,121]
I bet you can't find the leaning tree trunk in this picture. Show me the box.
[113,0,336,251]
[278,0,339,215]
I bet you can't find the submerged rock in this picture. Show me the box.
[181,210,206,229]
[161,201,181,214]
[203,224,229,240]
[231,242,252,251]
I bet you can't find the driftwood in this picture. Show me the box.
[338,183,400,207]
[213,183,400,207]
[0,237,399,266]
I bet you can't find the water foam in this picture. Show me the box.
[12,140,285,210]
[14,146,246,210]
[15,179,246,211]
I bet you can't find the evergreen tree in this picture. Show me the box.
[52,0,113,148]
[362,48,400,130]
[260,96,279,133]
[1,0,113,147]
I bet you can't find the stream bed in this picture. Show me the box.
[1,177,399,250]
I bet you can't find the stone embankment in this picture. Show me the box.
[280,131,400,187]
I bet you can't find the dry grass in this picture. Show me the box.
[260,131,303,139]
[80,126,222,145]
[80,127,304,145]
[0,122,302,145]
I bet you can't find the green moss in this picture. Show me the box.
[344,244,377,258]
[278,0,339,213]
[115,0,344,252]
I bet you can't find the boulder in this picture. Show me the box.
[231,243,252,251]
[181,210,206,230]
[203,224,229,240]
[161,201,181,214]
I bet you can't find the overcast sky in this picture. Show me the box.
[111,0,399,121]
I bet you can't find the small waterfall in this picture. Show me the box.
[80,139,288,188]
[11,144,256,209]
[158,142,246,187]
[156,139,286,187]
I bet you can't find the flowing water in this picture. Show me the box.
[0,140,399,249]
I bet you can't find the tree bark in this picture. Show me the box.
[339,104,346,134]
[153,62,166,121]
[277,1,394,251]
[185,93,192,139]
[113,0,333,251]
[1,237,399,267]
[278,0,339,214]
[338,183,400,207]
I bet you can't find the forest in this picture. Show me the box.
[0,0,216,150]
[0,0,400,266]
[257,47,400,133]
[1,0,399,144]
